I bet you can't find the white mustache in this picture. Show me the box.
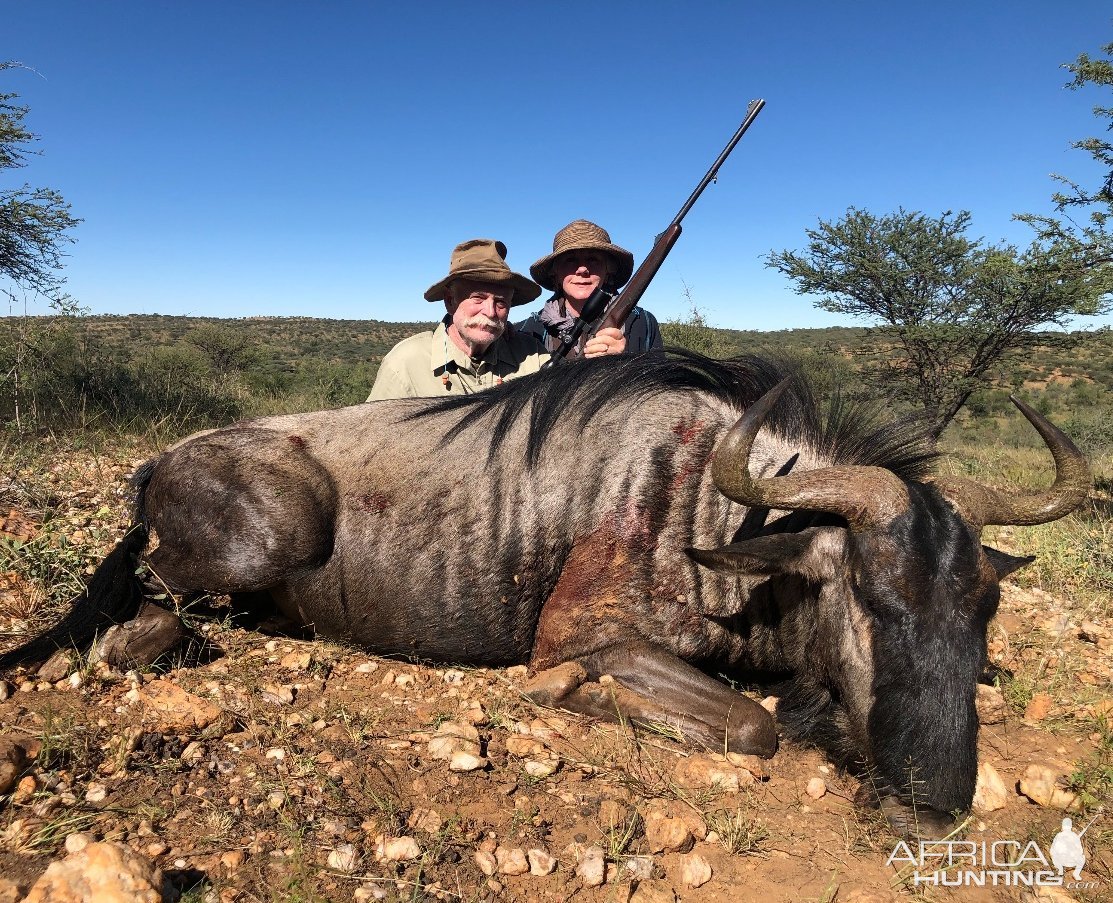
[463,316,504,333]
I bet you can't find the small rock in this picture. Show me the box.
[0,680,12,702]
[37,649,75,684]
[576,846,606,887]
[673,755,745,792]
[449,750,486,772]
[805,777,827,800]
[527,848,556,876]
[644,811,694,853]
[0,876,26,903]
[631,878,677,903]
[220,850,244,871]
[64,832,93,854]
[279,649,313,671]
[377,835,421,862]
[13,774,36,803]
[496,846,529,876]
[680,853,713,888]
[972,762,1008,812]
[474,849,498,877]
[84,783,107,804]
[327,843,359,873]
[22,842,162,903]
[1024,693,1054,723]
[136,680,223,732]
[407,808,444,833]
[976,684,1007,724]
[0,737,29,795]
[506,736,544,756]
[725,752,767,779]
[427,721,480,760]
[759,695,778,712]
[524,759,557,778]
[1018,764,1081,811]
[259,684,295,705]
[619,855,654,880]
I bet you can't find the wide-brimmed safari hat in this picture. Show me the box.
[424,239,541,305]
[530,220,635,292]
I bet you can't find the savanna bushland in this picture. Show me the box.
[0,311,1109,903]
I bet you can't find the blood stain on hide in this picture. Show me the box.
[354,493,393,513]
[671,419,707,445]
[532,505,656,670]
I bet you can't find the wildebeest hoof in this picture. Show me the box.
[521,661,588,707]
[93,603,186,669]
[856,786,960,839]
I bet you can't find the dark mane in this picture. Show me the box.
[413,350,938,479]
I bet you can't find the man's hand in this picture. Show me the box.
[583,327,627,357]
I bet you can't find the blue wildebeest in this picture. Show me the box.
[0,352,1089,832]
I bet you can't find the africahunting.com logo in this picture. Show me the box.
[886,816,1101,889]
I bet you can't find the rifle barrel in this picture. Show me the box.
[671,98,765,228]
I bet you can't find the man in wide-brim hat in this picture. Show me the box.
[368,238,627,400]
[516,220,662,357]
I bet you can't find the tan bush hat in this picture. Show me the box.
[530,220,635,292]
[424,238,541,305]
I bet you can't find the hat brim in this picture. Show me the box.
[530,241,635,293]
[424,269,541,306]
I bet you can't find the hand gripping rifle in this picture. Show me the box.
[544,98,766,365]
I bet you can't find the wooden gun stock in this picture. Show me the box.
[596,223,683,333]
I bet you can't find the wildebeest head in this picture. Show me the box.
[689,381,1089,832]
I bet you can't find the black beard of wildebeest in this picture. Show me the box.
[0,351,1089,836]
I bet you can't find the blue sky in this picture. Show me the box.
[5,1,1112,330]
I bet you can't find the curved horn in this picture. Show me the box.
[932,395,1091,527]
[711,380,912,531]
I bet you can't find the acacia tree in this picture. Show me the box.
[766,208,1110,437]
[1017,40,1113,272]
[1,61,80,302]
[1,62,82,429]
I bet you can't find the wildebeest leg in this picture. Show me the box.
[143,431,336,596]
[525,641,777,756]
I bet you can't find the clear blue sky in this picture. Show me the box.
[5,1,1112,331]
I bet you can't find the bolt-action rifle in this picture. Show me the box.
[545,98,766,365]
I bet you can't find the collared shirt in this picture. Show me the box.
[367,317,548,400]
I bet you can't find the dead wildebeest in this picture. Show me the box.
[0,352,1089,833]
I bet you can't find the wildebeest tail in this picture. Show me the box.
[0,461,157,672]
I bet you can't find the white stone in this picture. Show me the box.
[327,843,359,873]
[680,853,713,888]
[576,846,606,887]
[528,848,556,875]
[972,762,1008,812]
[474,849,498,876]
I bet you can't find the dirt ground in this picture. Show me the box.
[0,443,1110,903]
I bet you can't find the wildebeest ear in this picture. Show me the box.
[982,546,1036,580]
[687,528,834,578]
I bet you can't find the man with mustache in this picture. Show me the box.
[368,238,626,399]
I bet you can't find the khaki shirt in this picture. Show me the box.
[368,318,548,400]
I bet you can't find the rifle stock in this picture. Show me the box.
[596,223,682,333]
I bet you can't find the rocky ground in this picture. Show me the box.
[0,442,1110,903]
